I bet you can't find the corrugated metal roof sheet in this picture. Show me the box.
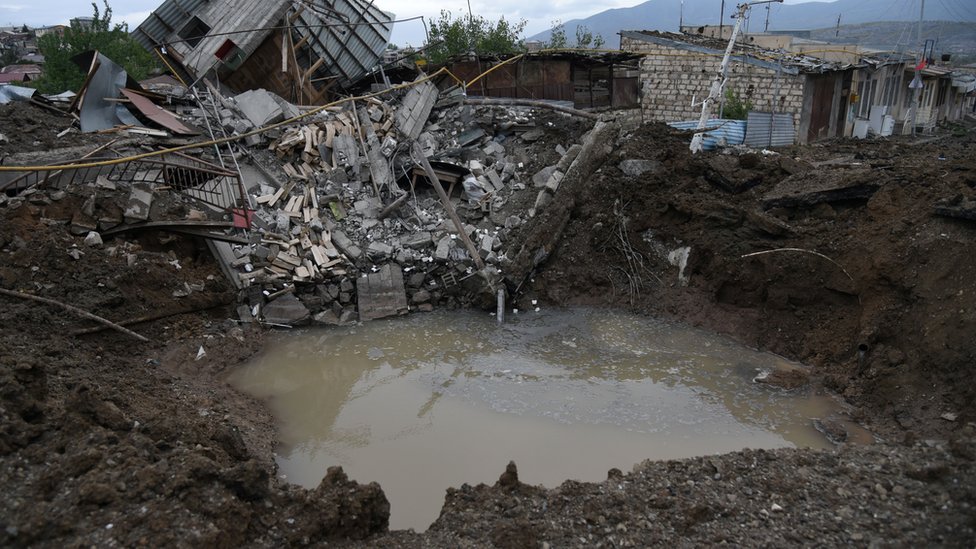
[132,0,208,48]
[294,0,394,87]
[744,112,795,148]
[668,119,747,151]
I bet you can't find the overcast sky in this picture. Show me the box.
[1,0,821,46]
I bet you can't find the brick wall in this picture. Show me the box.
[620,36,807,140]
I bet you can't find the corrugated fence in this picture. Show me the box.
[744,112,795,148]
[667,119,747,151]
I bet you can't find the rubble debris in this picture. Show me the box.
[119,88,198,136]
[72,51,144,133]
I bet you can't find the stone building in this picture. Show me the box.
[619,30,855,144]
[619,30,975,143]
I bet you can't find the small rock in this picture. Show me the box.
[84,231,103,247]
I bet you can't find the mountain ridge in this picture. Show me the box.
[527,0,976,48]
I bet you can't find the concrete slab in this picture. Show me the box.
[124,182,153,223]
[234,89,284,128]
[263,293,310,326]
[357,264,408,321]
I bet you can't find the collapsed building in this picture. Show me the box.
[131,0,394,104]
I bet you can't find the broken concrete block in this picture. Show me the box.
[331,230,362,261]
[411,289,431,304]
[534,189,552,210]
[70,211,98,235]
[234,89,284,128]
[84,231,103,247]
[237,305,254,323]
[403,231,433,250]
[557,144,583,171]
[619,159,663,177]
[521,128,544,142]
[275,211,291,234]
[544,171,564,192]
[484,141,505,156]
[487,169,504,191]
[555,144,567,156]
[367,241,393,262]
[407,272,425,288]
[338,309,358,325]
[504,215,522,229]
[469,160,485,176]
[357,264,408,321]
[479,234,493,259]
[435,236,454,261]
[262,293,310,326]
[532,166,557,188]
[124,182,153,223]
[313,309,341,325]
[354,198,381,218]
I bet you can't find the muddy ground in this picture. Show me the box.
[1,103,975,546]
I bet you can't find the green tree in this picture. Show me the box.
[722,88,753,120]
[545,20,568,49]
[32,1,157,94]
[575,25,605,49]
[424,10,526,65]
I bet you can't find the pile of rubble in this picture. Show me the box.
[2,72,600,329]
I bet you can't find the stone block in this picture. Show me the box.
[403,231,432,250]
[331,230,362,261]
[263,293,310,326]
[367,241,393,262]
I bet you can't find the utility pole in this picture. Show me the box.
[680,0,685,31]
[835,14,841,38]
[764,4,770,32]
[910,0,925,137]
[691,0,784,153]
[720,0,725,38]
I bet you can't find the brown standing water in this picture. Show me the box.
[229,308,868,531]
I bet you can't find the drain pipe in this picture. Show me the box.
[857,343,869,372]
[497,289,505,324]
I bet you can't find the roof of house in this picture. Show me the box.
[0,72,28,83]
[620,30,917,76]
[0,64,41,75]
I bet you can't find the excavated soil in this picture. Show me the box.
[1,103,975,546]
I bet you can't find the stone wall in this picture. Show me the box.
[620,36,808,141]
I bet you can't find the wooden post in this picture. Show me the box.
[410,142,486,271]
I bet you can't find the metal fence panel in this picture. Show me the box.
[744,111,795,148]
[667,119,747,151]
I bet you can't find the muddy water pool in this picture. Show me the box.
[229,308,862,531]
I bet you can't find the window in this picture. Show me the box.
[856,74,878,118]
[178,16,210,49]
[880,72,901,107]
